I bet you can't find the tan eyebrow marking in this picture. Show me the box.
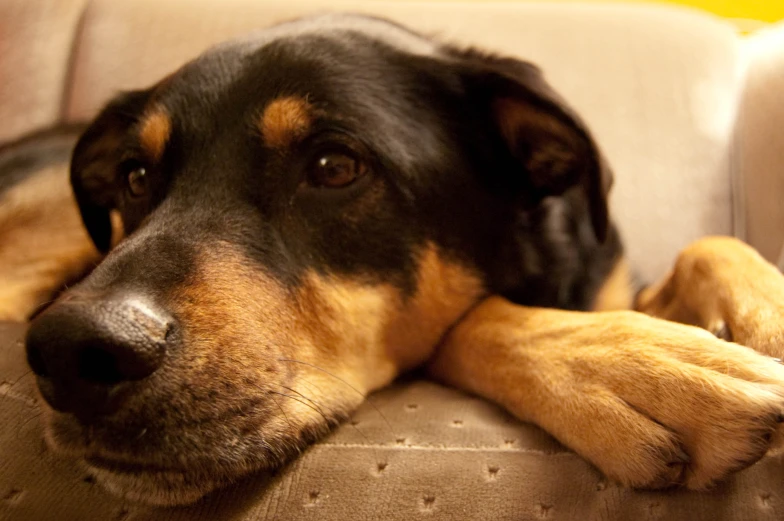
[138,108,172,163]
[259,96,313,150]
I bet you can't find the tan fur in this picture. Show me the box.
[170,245,352,431]
[637,236,784,357]
[382,247,486,370]
[259,97,313,150]
[45,241,482,505]
[138,108,171,163]
[428,296,784,490]
[47,245,347,505]
[0,165,101,320]
[592,256,634,311]
[296,245,486,383]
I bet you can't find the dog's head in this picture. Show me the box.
[25,14,613,505]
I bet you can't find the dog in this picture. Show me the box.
[3,13,784,507]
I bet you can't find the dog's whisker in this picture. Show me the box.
[288,377,397,446]
[277,386,330,423]
[268,391,295,436]
[274,385,383,466]
[269,389,330,425]
[267,390,324,460]
[278,358,398,439]
[27,292,67,319]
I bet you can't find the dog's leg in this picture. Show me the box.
[428,297,784,489]
[637,236,784,357]
[0,164,101,321]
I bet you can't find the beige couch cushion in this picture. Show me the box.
[0,0,88,143]
[63,0,744,282]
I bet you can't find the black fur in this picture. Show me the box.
[69,15,622,311]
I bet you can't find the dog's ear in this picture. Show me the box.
[459,52,612,242]
[71,90,150,252]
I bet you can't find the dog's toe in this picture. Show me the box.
[641,447,690,489]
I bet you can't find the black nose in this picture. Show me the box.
[25,295,174,421]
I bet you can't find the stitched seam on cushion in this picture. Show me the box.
[315,443,571,455]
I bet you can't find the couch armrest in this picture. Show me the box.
[737,22,784,263]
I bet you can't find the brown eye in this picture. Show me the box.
[127,166,147,197]
[308,152,367,188]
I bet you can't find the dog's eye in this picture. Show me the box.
[308,152,367,188]
[126,165,148,197]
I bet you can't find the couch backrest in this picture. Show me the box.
[0,0,89,144]
[2,0,755,281]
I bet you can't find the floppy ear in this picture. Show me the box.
[459,52,612,243]
[71,90,150,252]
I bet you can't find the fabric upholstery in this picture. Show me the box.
[0,0,88,143]
[2,323,784,520]
[736,21,784,263]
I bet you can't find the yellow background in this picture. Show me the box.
[540,1,784,22]
[558,0,784,24]
[673,0,783,22]
[390,1,784,30]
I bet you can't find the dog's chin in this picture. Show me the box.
[46,428,256,507]
[84,461,224,507]
[41,409,288,507]
[47,429,271,507]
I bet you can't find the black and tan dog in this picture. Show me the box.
[3,14,784,506]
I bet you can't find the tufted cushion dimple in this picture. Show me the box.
[2,322,784,521]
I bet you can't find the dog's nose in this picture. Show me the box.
[25,295,174,420]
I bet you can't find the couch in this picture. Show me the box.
[1,0,784,519]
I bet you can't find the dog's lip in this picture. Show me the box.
[84,455,181,475]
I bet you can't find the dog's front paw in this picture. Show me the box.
[568,313,784,490]
[428,297,784,491]
[637,236,784,357]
